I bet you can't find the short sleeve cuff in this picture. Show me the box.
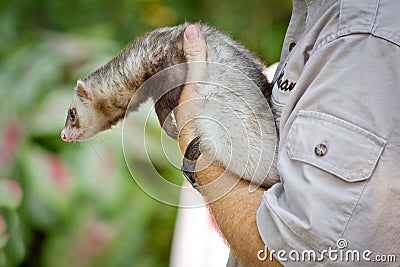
[256,184,319,267]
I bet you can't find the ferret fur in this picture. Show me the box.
[61,22,280,188]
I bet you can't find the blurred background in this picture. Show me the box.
[0,0,291,266]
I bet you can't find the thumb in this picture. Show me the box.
[176,25,207,150]
[183,25,207,62]
[183,25,208,83]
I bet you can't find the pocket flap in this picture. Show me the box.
[286,110,386,182]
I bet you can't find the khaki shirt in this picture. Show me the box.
[257,0,400,266]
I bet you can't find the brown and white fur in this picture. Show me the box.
[61,22,279,187]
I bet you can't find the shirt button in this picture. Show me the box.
[314,143,328,157]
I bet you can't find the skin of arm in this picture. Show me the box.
[175,24,282,267]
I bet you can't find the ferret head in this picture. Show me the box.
[61,80,116,142]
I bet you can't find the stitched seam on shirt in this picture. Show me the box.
[292,117,384,179]
[298,111,386,147]
[371,28,400,48]
[315,32,338,50]
[263,194,323,253]
[369,0,379,32]
[337,179,369,244]
[288,150,375,181]
[287,111,386,181]
[314,28,374,52]
[261,194,298,252]
[270,94,286,108]
[338,0,378,34]
[315,28,400,54]
[288,132,379,181]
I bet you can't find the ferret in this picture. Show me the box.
[61,22,280,188]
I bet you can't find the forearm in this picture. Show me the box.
[196,155,281,267]
[177,120,281,267]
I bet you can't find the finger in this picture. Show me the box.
[176,25,208,150]
[183,24,207,62]
[183,25,208,86]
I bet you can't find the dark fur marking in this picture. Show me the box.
[154,86,181,129]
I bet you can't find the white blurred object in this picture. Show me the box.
[169,181,230,267]
[169,63,279,267]
[263,62,279,81]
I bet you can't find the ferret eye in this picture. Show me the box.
[69,109,76,121]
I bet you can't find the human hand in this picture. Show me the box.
[175,24,207,152]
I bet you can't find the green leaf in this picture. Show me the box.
[0,180,22,210]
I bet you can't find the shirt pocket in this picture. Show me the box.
[283,110,386,250]
[287,110,386,182]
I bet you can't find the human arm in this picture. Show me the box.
[176,25,282,267]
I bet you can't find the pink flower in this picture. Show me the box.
[5,179,23,207]
[0,124,21,169]
[0,179,23,209]
[47,155,71,194]
[76,217,116,262]
[0,214,6,236]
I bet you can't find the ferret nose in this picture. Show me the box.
[61,130,68,142]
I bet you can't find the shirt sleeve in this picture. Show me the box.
[257,33,400,266]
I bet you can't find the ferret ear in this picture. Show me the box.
[76,80,92,102]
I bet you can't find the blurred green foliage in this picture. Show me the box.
[0,0,291,266]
